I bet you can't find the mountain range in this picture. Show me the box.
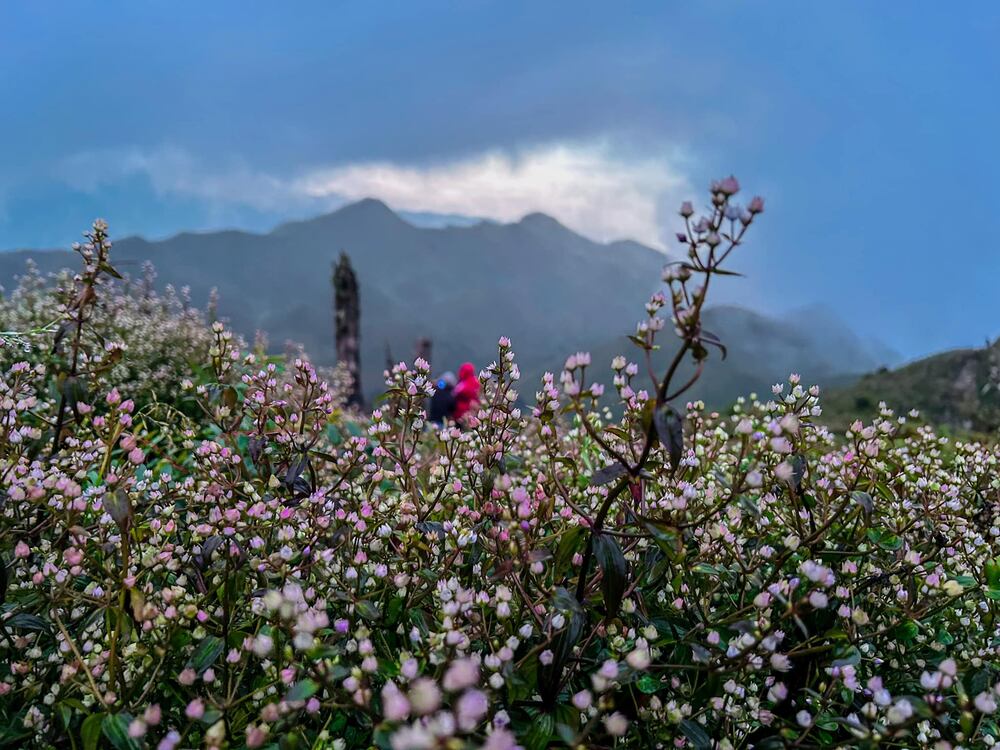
[0,199,900,404]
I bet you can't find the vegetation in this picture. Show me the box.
[1,183,999,750]
[822,343,1000,438]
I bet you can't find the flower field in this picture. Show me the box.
[2,182,999,749]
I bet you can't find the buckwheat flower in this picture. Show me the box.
[178,668,197,686]
[157,730,181,750]
[975,692,998,714]
[144,705,162,726]
[603,712,629,736]
[482,728,519,750]
[770,654,792,672]
[245,725,267,748]
[768,683,788,702]
[443,658,479,691]
[920,671,943,691]
[408,678,441,715]
[626,648,650,670]
[796,710,812,727]
[128,718,147,738]
[400,658,419,680]
[14,541,29,558]
[251,634,273,657]
[748,196,765,214]
[456,689,489,730]
[381,681,410,721]
[942,579,964,597]
[886,699,914,725]
[539,650,554,666]
[185,698,205,720]
[572,690,592,710]
[808,591,829,609]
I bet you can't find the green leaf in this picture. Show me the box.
[590,462,627,486]
[99,261,124,279]
[105,489,133,532]
[985,559,1000,589]
[636,674,660,694]
[522,712,555,750]
[102,713,140,750]
[680,718,712,749]
[6,613,52,634]
[186,635,224,675]
[654,405,684,471]
[355,600,381,621]
[593,535,628,618]
[851,490,874,516]
[81,713,104,750]
[894,620,919,643]
[786,454,806,493]
[555,526,586,574]
[286,678,320,703]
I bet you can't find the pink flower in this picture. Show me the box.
[143,704,162,726]
[407,678,441,715]
[456,689,489,730]
[381,681,410,722]
[443,658,479,692]
[245,725,267,748]
[185,698,205,720]
[572,690,592,710]
[482,728,519,750]
[14,541,30,559]
[127,718,147,738]
[603,712,629,736]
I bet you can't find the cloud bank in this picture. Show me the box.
[58,141,693,248]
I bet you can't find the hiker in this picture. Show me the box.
[428,371,457,424]
[452,362,480,422]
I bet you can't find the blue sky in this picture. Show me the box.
[2,1,998,359]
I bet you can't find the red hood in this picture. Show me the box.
[458,362,476,381]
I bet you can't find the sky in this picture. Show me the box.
[1,1,998,360]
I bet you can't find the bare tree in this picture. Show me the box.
[333,252,363,408]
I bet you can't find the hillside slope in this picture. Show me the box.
[822,342,1000,434]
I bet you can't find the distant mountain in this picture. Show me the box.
[821,341,1000,435]
[534,304,900,409]
[0,200,895,404]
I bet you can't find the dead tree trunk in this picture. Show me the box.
[333,252,363,408]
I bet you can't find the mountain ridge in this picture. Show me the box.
[0,199,894,404]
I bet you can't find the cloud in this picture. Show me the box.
[58,146,302,214]
[57,140,693,247]
[296,142,690,248]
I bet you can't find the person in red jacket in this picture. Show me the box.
[451,362,480,422]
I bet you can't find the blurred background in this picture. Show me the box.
[2,1,998,429]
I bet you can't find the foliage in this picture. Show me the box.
[1,184,999,750]
[822,342,1000,438]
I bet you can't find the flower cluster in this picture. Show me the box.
[2,186,999,750]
